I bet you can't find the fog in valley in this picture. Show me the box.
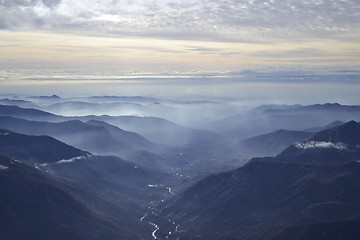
[2,93,360,175]
[1,90,360,240]
[1,0,360,239]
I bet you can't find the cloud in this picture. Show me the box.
[0,0,359,42]
[250,48,331,58]
[187,46,222,54]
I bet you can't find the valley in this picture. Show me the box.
[1,95,360,239]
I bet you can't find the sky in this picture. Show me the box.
[0,0,360,102]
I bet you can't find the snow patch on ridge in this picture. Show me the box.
[0,164,9,170]
[55,155,90,164]
[295,141,347,150]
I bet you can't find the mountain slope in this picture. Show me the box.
[0,154,140,240]
[253,220,360,240]
[157,122,360,239]
[0,127,179,238]
[237,129,314,157]
[86,119,155,149]
[0,126,176,206]
[43,154,177,205]
[159,160,360,240]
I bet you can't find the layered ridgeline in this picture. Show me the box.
[207,103,360,139]
[0,116,157,156]
[0,116,230,174]
[0,95,240,128]
[0,104,234,174]
[158,121,360,240]
[2,103,358,175]
[0,115,182,171]
[0,102,230,150]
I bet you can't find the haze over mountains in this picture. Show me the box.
[0,94,360,239]
[158,121,360,240]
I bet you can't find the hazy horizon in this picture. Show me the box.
[1,0,360,103]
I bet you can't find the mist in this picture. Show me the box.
[1,0,360,238]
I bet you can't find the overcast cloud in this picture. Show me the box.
[1,0,359,42]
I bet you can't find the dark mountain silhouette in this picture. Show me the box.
[0,129,89,164]
[0,154,141,240]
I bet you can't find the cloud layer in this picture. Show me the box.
[1,0,359,42]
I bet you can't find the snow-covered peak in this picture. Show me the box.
[295,141,347,150]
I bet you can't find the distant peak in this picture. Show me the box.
[45,94,61,99]
[308,103,341,108]
[31,95,61,99]
[345,120,358,125]
[323,102,341,106]
[50,94,61,99]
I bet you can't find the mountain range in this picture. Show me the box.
[1,99,360,240]
[0,128,180,239]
